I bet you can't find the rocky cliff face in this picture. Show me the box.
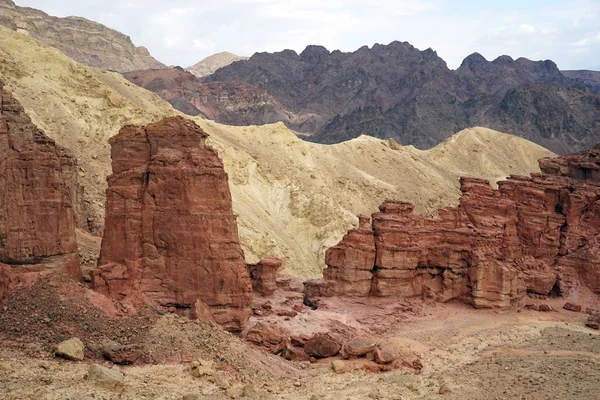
[0,0,165,72]
[93,116,252,332]
[186,52,249,78]
[122,67,290,126]
[0,81,81,299]
[202,43,599,154]
[307,145,600,308]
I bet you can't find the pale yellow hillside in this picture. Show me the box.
[0,27,556,277]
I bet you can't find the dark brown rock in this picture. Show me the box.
[0,82,82,300]
[374,347,395,364]
[101,344,142,365]
[312,146,600,309]
[344,339,378,357]
[247,258,282,296]
[563,302,582,312]
[304,335,342,358]
[92,116,252,332]
[586,314,600,330]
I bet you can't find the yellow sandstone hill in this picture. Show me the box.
[0,27,556,276]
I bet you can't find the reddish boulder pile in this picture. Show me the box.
[93,116,252,332]
[308,145,600,309]
[0,82,82,300]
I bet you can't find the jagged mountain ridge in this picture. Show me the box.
[0,0,165,72]
[202,43,600,154]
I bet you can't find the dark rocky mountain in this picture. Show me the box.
[204,43,600,154]
[562,70,600,93]
[125,41,600,154]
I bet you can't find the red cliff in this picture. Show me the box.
[93,116,252,332]
[308,145,600,308]
[0,82,81,299]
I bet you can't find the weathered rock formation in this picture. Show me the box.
[308,146,600,308]
[93,116,252,332]
[0,0,165,72]
[0,82,82,299]
[247,258,282,296]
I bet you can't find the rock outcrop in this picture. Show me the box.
[0,82,82,299]
[308,146,600,308]
[0,0,165,72]
[93,116,252,332]
[247,258,282,296]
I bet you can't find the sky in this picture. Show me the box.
[16,0,600,70]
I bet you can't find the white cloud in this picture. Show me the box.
[519,24,536,33]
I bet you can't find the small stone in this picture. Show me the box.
[0,362,11,371]
[242,383,256,397]
[368,390,379,399]
[538,304,553,312]
[86,364,124,391]
[226,386,243,399]
[406,382,419,392]
[439,383,453,394]
[56,338,85,361]
[331,360,345,373]
[294,381,302,387]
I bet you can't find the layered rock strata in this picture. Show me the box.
[93,116,252,332]
[0,0,165,72]
[0,82,82,299]
[308,146,600,308]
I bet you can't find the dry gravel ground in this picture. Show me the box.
[1,297,598,400]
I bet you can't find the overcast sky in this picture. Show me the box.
[16,0,600,70]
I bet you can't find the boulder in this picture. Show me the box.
[87,365,124,391]
[304,335,342,358]
[331,360,345,373]
[586,314,600,330]
[344,339,377,357]
[93,117,252,332]
[55,338,85,361]
[101,344,142,365]
[563,302,582,312]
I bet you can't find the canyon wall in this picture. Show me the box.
[93,116,252,332]
[0,82,81,299]
[308,146,600,308]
